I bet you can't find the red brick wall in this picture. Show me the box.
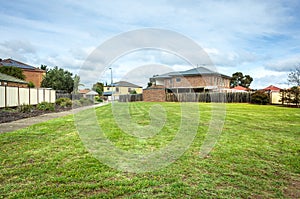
[143,88,166,102]
[23,69,45,88]
[163,75,230,88]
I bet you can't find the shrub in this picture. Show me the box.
[94,96,103,103]
[18,104,33,113]
[28,81,35,88]
[251,91,269,105]
[79,97,93,106]
[55,98,72,108]
[72,100,82,108]
[37,102,55,111]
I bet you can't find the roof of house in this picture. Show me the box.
[86,90,98,95]
[152,67,231,79]
[109,81,142,88]
[232,85,248,91]
[263,85,281,91]
[79,89,91,94]
[0,72,28,84]
[0,58,43,71]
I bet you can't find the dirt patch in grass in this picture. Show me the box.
[284,177,300,199]
[0,106,72,124]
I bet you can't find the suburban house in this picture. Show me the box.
[262,85,282,104]
[144,67,231,102]
[0,58,45,87]
[0,72,28,87]
[103,81,143,100]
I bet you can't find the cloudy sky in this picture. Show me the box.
[1,0,300,89]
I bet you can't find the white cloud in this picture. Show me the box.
[265,56,300,72]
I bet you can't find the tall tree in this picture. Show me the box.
[230,72,253,88]
[288,65,300,86]
[0,66,26,80]
[73,74,84,94]
[41,66,74,93]
[92,82,104,95]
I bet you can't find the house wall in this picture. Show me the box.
[23,69,45,88]
[143,88,166,102]
[103,86,143,95]
[162,75,230,89]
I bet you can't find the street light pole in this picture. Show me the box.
[109,67,113,85]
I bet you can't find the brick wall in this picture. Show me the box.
[143,88,166,102]
[163,75,230,88]
[23,69,45,88]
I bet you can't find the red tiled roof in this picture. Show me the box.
[79,89,91,94]
[263,85,281,91]
[232,85,247,91]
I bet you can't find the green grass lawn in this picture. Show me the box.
[0,103,299,198]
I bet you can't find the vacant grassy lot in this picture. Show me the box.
[0,103,299,198]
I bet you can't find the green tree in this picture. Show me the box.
[288,65,300,86]
[73,74,84,94]
[230,72,253,88]
[41,66,74,93]
[0,66,26,80]
[40,64,48,71]
[92,82,104,95]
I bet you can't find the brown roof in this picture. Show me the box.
[79,89,91,94]
[263,85,281,91]
[232,85,248,91]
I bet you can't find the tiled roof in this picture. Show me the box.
[109,81,142,88]
[153,67,230,79]
[0,72,28,84]
[263,85,281,91]
[232,85,247,91]
[0,58,43,71]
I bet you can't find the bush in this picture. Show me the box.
[56,98,72,108]
[79,97,93,106]
[94,96,103,103]
[37,102,55,111]
[18,104,33,113]
[251,91,269,105]
[28,81,35,88]
[72,100,82,108]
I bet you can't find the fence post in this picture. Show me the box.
[4,85,7,108]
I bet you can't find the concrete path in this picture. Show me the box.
[0,102,109,134]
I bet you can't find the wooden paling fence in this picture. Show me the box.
[166,92,251,103]
[118,94,143,102]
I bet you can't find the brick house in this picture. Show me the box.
[0,72,28,87]
[144,67,231,102]
[0,58,45,88]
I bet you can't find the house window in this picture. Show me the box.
[107,87,110,90]
[176,78,181,82]
[128,88,131,92]
[116,87,119,92]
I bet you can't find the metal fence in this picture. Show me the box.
[0,86,56,108]
[166,92,251,103]
[118,94,143,102]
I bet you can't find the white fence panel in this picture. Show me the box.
[30,89,38,105]
[19,87,30,105]
[0,86,56,108]
[6,87,18,107]
[0,87,4,107]
[50,90,56,103]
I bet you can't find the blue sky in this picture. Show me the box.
[1,0,300,89]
